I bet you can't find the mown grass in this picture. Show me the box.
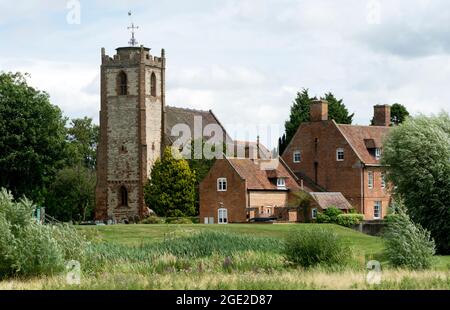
[1,224,448,290]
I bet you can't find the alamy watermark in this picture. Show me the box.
[366,260,382,285]
[366,0,381,25]
[66,0,81,25]
[66,260,81,285]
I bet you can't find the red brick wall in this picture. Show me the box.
[283,120,363,208]
[362,167,391,219]
[199,159,247,223]
[282,120,391,220]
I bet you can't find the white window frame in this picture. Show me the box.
[336,148,345,161]
[277,178,286,189]
[293,150,301,163]
[368,171,374,189]
[311,208,318,219]
[375,148,382,160]
[217,178,227,192]
[218,208,228,224]
[374,201,382,219]
[381,172,386,189]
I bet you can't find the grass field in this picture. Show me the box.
[1,223,449,290]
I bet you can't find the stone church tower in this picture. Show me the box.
[95,45,166,222]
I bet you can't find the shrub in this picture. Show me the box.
[0,188,88,278]
[140,215,166,224]
[316,207,344,224]
[337,214,364,227]
[165,217,194,224]
[316,213,331,223]
[284,226,350,267]
[383,205,436,270]
[323,207,343,222]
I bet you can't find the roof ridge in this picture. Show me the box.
[338,123,390,129]
[166,105,210,114]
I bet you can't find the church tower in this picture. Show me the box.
[95,44,166,222]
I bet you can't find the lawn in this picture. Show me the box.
[87,223,383,254]
[1,223,449,290]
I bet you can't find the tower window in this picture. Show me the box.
[150,72,157,97]
[118,71,127,96]
[120,186,128,206]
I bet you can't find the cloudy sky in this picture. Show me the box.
[1,0,449,148]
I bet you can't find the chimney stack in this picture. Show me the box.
[310,100,329,122]
[373,105,391,127]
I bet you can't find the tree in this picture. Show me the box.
[282,89,314,153]
[280,89,353,154]
[0,72,67,202]
[383,200,435,269]
[186,140,217,214]
[382,113,450,254]
[45,166,96,222]
[390,103,409,125]
[144,147,196,217]
[321,92,354,125]
[66,117,99,169]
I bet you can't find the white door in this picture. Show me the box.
[218,208,228,224]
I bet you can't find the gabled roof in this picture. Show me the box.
[227,158,301,191]
[309,192,353,210]
[337,124,391,165]
[164,106,232,146]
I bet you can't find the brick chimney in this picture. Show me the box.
[373,105,391,127]
[310,100,329,122]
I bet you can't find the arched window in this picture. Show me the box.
[150,72,157,97]
[118,71,127,96]
[120,186,128,206]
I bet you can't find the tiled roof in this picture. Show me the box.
[309,192,353,210]
[337,124,391,165]
[227,158,301,191]
[164,106,231,146]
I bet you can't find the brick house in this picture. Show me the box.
[199,157,302,224]
[282,100,392,220]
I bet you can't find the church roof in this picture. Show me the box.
[164,106,232,147]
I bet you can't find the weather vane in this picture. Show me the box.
[127,11,139,47]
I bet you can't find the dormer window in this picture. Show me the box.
[375,148,382,160]
[277,178,286,189]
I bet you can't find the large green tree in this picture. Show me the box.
[0,72,67,202]
[390,103,410,125]
[280,89,353,154]
[66,117,99,169]
[45,165,96,222]
[144,147,196,217]
[382,113,450,254]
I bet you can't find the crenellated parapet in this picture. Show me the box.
[101,46,165,68]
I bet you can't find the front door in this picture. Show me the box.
[218,208,228,224]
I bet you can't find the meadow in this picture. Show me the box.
[1,224,449,290]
